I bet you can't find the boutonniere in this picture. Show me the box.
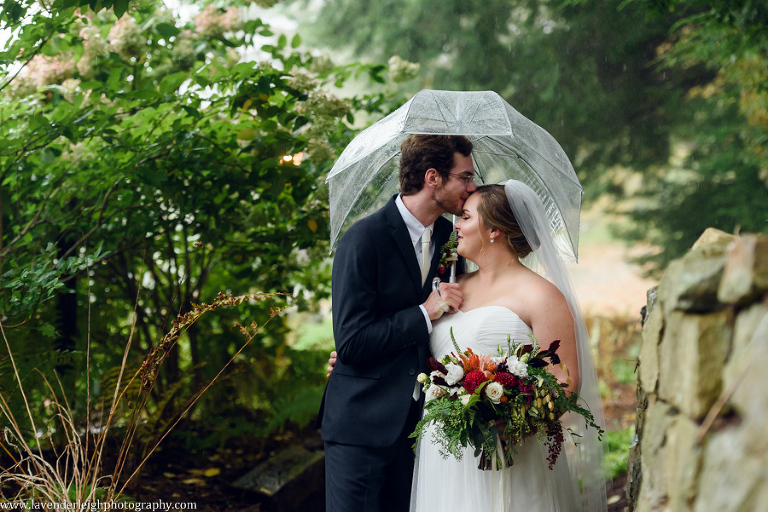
[437,231,458,276]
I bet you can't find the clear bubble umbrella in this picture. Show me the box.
[326,89,583,265]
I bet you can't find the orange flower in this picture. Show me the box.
[459,348,494,376]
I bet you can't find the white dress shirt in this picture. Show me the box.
[395,195,435,332]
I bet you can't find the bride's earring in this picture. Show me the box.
[490,237,495,244]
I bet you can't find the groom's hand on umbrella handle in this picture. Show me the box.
[326,350,337,378]
[424,280,462,320]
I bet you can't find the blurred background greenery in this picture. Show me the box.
[1,0,765,501]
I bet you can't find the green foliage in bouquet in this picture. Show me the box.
[411,329,603,470]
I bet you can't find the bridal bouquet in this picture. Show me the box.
[410,330,603,470]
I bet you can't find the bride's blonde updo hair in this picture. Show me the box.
[474,184,533,258]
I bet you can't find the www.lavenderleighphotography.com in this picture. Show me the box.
[2,1,766,511]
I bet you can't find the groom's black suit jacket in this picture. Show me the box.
[318,195,458,447]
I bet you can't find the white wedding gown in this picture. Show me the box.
[409,306,578,512]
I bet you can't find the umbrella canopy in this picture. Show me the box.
[326,90,583,264]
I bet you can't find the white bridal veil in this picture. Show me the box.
[504,179,608,512]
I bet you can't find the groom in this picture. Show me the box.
[317,134,476,512]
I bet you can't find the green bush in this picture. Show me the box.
[605,426,635,479]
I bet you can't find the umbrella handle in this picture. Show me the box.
[432,277,442,296]
[432,277,451,312]
[450,215,457,283]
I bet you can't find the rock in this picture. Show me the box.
[639,305,664,395]
[660,241,730,316]
[629,229,768,512]
[725,309,768,452]
[636,398,675,512]
[691,227,734,250]
[627,435,644,510]
[693,428,765,512]
[717,235,768,305]
[642,286,660,325]
[723,303,768,391]
[232,445,325,512]
[628,387,649,509]
[658,310,733,420]
[664,414,701,510]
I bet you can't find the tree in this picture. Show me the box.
[291,0,695,178]
[613,0,768,269]
[1,0,393,439]
[288,0,768,270]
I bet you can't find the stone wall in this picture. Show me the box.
[628,229,768,512]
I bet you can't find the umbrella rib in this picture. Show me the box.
[472,136,580,260]
[457,97,484,129]
[426,94,453,131]
[488,135,582,189]
[330,153,401,249]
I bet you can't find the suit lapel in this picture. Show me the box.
[384,197,423,295]
[385,198,458,298]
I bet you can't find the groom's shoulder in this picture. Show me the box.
[338,206,391,251]
[345,198,396,235]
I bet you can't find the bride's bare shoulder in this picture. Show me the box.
[517,269,566,303]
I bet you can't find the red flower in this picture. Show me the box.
[517,381,534,404]
[493,371,518,390]
[438,266,446,274]
[464,370,488,395]
[427,357,448,375]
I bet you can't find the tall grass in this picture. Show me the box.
[0,292,284,505]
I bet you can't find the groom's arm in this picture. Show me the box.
[331,225,429,366]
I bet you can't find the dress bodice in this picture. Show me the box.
[412,306,578,512]
[430,306,533,359]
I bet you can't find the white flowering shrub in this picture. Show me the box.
[1,0,405,451]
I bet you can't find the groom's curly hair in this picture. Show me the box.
[399,135,473,195]
[475,185,533,258]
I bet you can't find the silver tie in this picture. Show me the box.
[414,227,432,401]
[420,227,431,285]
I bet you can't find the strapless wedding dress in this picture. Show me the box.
[409,306,578,512]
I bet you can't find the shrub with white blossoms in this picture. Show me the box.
[77,25,109,79]
[108,16,145,59]
[387,55,420,83]
[193,5,243,39]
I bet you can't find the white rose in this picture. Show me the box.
[460,394,471,406]
[506,355,528,379]
[417,373,429,384]
[444,363,465,386]
[485,382,505,404]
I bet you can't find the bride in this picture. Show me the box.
[409,180,606,512]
